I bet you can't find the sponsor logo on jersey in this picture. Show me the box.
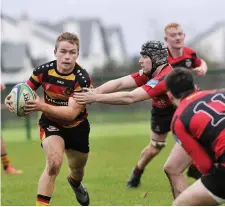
[57,80,64,85]
[63,87,73,96]
[47,125,59,132]
[146,79,159,88]
[45,95,68,106]
[185,59,192,68]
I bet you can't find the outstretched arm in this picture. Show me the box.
[95,75,138,94]
[74,87,150,105]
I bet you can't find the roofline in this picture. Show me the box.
[1,13,17,25]
[188,21,225,46]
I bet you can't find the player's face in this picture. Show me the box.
[55,41,79,72]
[139,55,152,74]
[165,27,185,49]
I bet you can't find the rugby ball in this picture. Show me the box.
[10,83,36,117]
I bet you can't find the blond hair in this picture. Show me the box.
[55,32,80,51]
[164,23,181,34]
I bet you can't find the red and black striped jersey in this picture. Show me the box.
[26,60,93,128]
[171,90,225,174]
[168,47,201,69]
[131,64,173,108]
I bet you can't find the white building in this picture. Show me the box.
[188,22,225,68]
[105,26,128,65]
[1,13,128,83]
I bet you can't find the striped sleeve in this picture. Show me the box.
[26,67,44,90]
[173,117,213,175]
[130,72,149,86]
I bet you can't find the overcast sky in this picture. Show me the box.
[1,0,225,56]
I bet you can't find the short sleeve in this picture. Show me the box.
[130,72,149,86]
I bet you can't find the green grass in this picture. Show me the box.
[1,121,191,206]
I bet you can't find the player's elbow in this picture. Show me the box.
[65,108,81,121]
[62,114,75,121]
[67,114,77,121]
[126,93,136,104]
[95,88,102,94]
[116,94,134,105]
[124,97,134,104]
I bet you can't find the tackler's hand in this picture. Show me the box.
[73,88,96,105]
[193,66,206,76]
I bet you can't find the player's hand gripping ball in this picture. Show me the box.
[10,83,36,117]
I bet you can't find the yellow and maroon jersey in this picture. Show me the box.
[26,60,93,128]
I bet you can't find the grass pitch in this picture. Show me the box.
[1,121,193,206]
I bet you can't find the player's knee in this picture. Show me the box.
[141,140,166,159]
[47,159,63,176]
[163,162,174,175]
[70,167,84,181]
[151,139,166,150]
[163,162,181,176]
[142,144,160,159]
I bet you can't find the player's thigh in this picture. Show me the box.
[42,135,65,158]
[39,123,65,165]
[63,119,90,169]
[63,119,90,154]
[173,179,218,206]
[65,149,89,169]
[164,143,192,173]
[150,105,175,140]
